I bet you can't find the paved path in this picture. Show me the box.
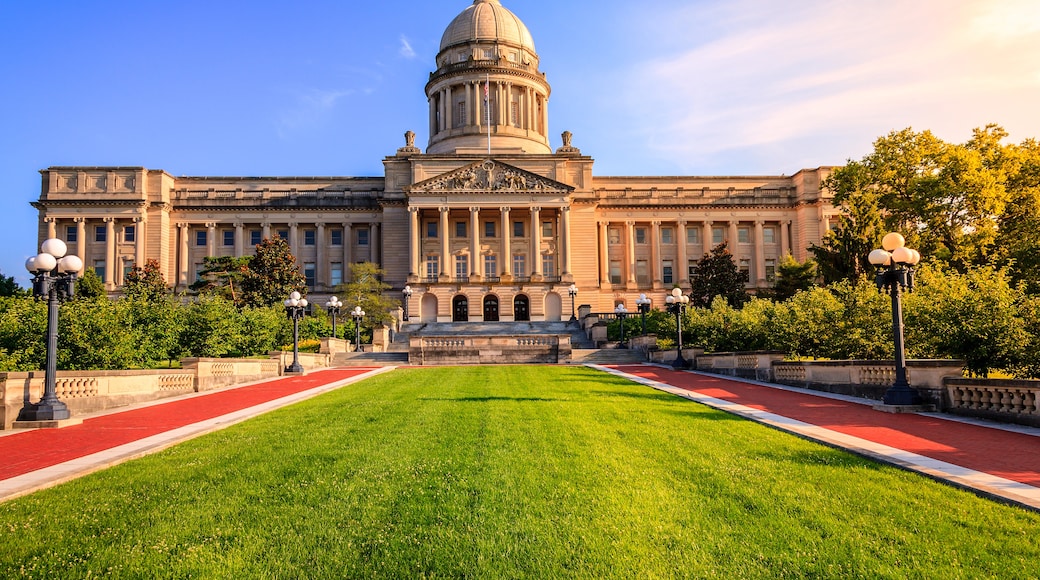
[596,364,1040,512]
[0,367,390,502]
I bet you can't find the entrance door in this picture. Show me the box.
[453,295,469,322]
[483,296,500,322]
[514,295,530,322]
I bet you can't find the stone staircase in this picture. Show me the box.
[331,351,409,367]
[570,348,648,365]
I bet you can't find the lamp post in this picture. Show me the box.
[283,291,308,374]
[325,296,342,338]
[402,285,413,321]
[19,238,82,422]
[568,284,578,322]
[635,293,652,335]
[665,287,690,369]
[351,305,366,352]
[614,303,629,349]
[868,232,923,406]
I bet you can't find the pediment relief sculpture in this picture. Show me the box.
[409,160,573,194]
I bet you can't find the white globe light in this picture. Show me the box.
[671,287,682,298]
[34,252,57,272]
[58,255,83,273]
[284,299,293,307]
[680,295,690,304]
[868,249,892,266]
[25,256,38,273]
[908,249,922,265]
[290,291,301,301]
[891,246,913,264]
[300,299,309,308]
[40,238,68,258]
[881,232,905,251]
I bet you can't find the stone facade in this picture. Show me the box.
[31,0,838,321]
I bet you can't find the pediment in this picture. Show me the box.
[407,159,574,195]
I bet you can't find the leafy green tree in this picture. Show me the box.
[190,256,251,304]
[688,243,748,308]
[994,137,1040,293]
[0,295,46,371]
[58,298,141,370]
[811,162,885,283]
[240,238,305,308]
[336,262,400,328]
[179,295,245,358]
[75,268,107,300]
[0,271,22,297]
[123,259,169,302]
[769,255,818,301]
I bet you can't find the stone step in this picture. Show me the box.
[570,349,648,365]
[332,352,409,367]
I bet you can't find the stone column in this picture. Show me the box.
[104,217,116,287]
[408,209,419,277]
[561,206,572,277]
[344,222,354,267]
[531,206,542,279]
[625,221,636,285]
[470,207,481,281]
[207,223,216,257]
[702,221,713,253]
[45,217,56,239]
[754,220,766,285]
[135,217,146,267]
[372,222,381,267]
[677,220,688,285]
[262,222,271,240]
[651,220,662,288]
[178,223,189,287]
[728,220,739,250]
[781,220,791,258]
[75,218,86,271]
[234,222,244,257]
[598,221,609,286]
[289,222,299,257]
[439,207,450,281]
[316,222,326,288]
[501,207,512,277]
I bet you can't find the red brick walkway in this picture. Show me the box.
[612,365,1040,488]
[0,368,375,481]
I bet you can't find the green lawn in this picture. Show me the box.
[1,366,1038,578]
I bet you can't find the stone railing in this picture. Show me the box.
[410,335,571,365]
[944,378,1040,427]
[771,359,964,407]
[695,351,786,381]
[181,358,283,392]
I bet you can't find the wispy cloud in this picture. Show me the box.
[399,34,417,59]
[619,0,1040,172]
[276,88,355,136]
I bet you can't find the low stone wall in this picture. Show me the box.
[648,347,704,366]
[181,358,283,391]
[319,337,352,355]
[269,351,332,373]
[944,378,1040,427]
[410,335,571,365]
[771,359,964,407]
[696,351,786,382]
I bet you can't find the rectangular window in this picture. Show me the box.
[636,260,649,286]
[456,221,467,238]
[663,261,674,285]
[331,229,343,246]
[513,254,526,277]
[686,228,699,244]
[739,259,751,281]
[124,225,136,243]
[358,228,369,246]
[661,227,673,244]
[455,255,468,279]
[426,221,438,239]
[425,255,439,279]
[304,230,316,246]
[330,263,343,287]
[609,260,622,284]
[712,227,724,245]
[223,230,234,247]
[608,227,621,245]
[196,230,207,246]
[541,221,553,238]
[304,263,316,289]
[123,263,133,282]
[95,225,107,243]
[277,229,289,240]
[689,260,698,281]
[738,227,750,244]
[193,263,202,282]
[94,261,106,282]
[456,102,467,127]
[764,226,776,244]
[513,221,524,238]
[484,254,497,278]
[250,230,262,246]
[765,258,777,283]
[510,101,520,126]
[542,253,555,277]
[635,228,647,244]
[484,221,496,238]
[66,225,78,243]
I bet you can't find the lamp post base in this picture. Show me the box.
[17,401,71,422]
[284,362,304,375]
[882,384,922,406]
[671,355,686,369]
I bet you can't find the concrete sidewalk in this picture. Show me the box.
[595,364,1040,512]
[0,367,393,502]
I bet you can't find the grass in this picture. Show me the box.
[1,366,1038,578]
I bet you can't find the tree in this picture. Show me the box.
[688,243,748,308]
[189,256,251,304]
[769,255,818,301]
[994,137,1040,294]
[123,259,169,302]
[337,262,399,328]
[240,238,305,308]
[810,161,885,283]
[75,268,107,300]
[0,271,22,297]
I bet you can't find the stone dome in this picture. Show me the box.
[439,0,536,53]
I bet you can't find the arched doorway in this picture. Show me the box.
[453,295,469,322]
[544,292,562,321]
[514,295,530,322]
[483,295,500,322]
[420,293,438,323]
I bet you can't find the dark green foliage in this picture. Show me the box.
[75,268,106,299]
[240,238,305,308]
[189,256,251,304]
[123,259,169,303]
[336,262,399,328]
[688,242,748,307]
[768,255,818,301]
[0,270,22,297]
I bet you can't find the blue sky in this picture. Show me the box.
[2,0,1038,285]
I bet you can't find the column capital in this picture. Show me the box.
[500,206,511,214]
[103,217,116,223]
[531,206,542,213]
[703,220,713,226]
[408,206,420,214]
[729,219,739,226]
[755,219,765,226]
[677,219,687,226]
[176,222,188,229]
[652,220,662,227]
[561,205,571,213]
[74,216,86,223]
[233,221,244,228]
[439,206,450,214]
[134,215,147,223]
[625,220,635,226]
[316,221,326,228]
[469,206,481,213]
[206,222,217,229]
[43,216,56,224]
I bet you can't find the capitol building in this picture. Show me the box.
[32,0,837,323]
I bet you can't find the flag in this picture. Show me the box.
[484,81,489,101]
